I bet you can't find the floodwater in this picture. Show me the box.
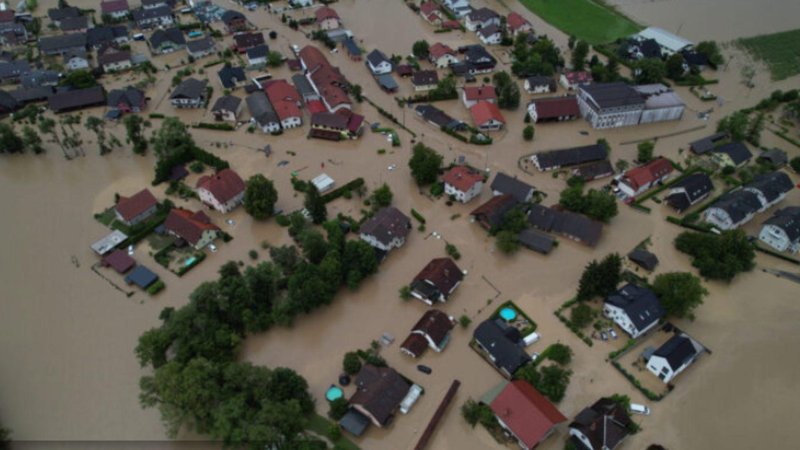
[1,1,799,450]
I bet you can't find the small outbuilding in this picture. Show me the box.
[125,265,159,289]
[311,173,335,193]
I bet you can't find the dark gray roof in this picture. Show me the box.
[764,207,800,242]
[187,36,216,53]
[221,10,245,25]
[748,171,793,203]
[463,45,495,64]
[39,33,87,52]
[477,24,501,38]
[133,5,173,22]
[0,60,30,79]
[412,70,438,86]
[627,248,659,271]
[125,265,159,288]
[467,7,499,22]
[21,70,59,88]
[63,47,88,62]
[490,172,534,203]
[149,27,185,49]
[48,7,81,21]
[580,82,645,109]
[291,74,315,96]
[574,160,614,181]
[212,94,241,113]
[48,86,105,112]
[339,409,370,437]
[517,229,555,254]
[0,89,19,112]
[59,15,89,32]
[652,335,699,370]
[246,44,269,59]
[689,132,727,155]
[535,144,607,170]
[758,148,788,167]
[366,49,390,67]
[527,204,603,247]
[714,142,752,165]
[10,87,53,103]
[349,365,410,426]
[605,284,664,330]
[415,104,465,130]
[376,73,398,90]
[170,77,206,100]
[360,206,411,245]
[666,173,713,212]
[570,398,632,450]
[343,37,361,56]
[107,86,145,108]
[87,26,129,47]
[246,91,279,126]
[473,319,530,376]
[217,64,246,89]
[710,189,762,224]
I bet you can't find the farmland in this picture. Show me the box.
[519,0,642,45]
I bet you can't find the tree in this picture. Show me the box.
[328,397,349,420]
[244,174,278,220]
[637,141,655,163]
[304,185,327,224]
[461,399,488,428]
[570,303,594,328]
[674,230,755,281]
[634,58,666,84]
[270,245,300,276]
[559,184,618,222]
[615,159,629,172]
[412,40,430,60]
[652,272,708,319]
[577,253,622,301]
[350,84,363,102]
[790,156,800,174]
[695,41,724,68]
[567,35,576,50]
[266,51,284,67]
[665,53,685,80]
[571,40,589,71]
[459,314,472,328]
[523,125,534,141]
[495,230,520,254]
[545,343,573,365]
[516,364,572,403]
[268,30,277,39]
[123,114,147,155]
[493,71,520,109]
[85,115,110,155]
[370,183,393,209]
[717,111,749,141]
[21,125,44,154]
[0,123,23,153]
[408,142,443,186]
[61,69,97,89]
[342,352,361,375]
[300,230,328,265]
[605,57,621,81]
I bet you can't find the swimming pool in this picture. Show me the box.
[325,385,343,402]
[184,256,197,267]
[499,307,517,321]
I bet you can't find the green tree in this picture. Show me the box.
[577,253,622,301]
[370,183,393,209]
[350,84,363,102]
[408,142,443,186]
[695,41,724,68]
[459,314,472,328]
[717,111,750,142]
[21,125,44,154]
[570,303,594,328]
[300,230,328,265]
[605,57,621,81]
[634,58,666,84]
[328,397,349,420]
[790,156,800,174]
[495,230,520,254]
[571,40,589,71]
[637,141,655,163]
[615,159,630,172]
[412,40,430,60]
[244,174,278,220]
[461,399,484,427]
[652,272,708,319]
[559,184,617,222]
[516,364,572,402]
[342,352,362,375]
[545,343,573,365]
[666,53,685,80]
[0,123,23,154]
[267,51,284,67]
[61,69,97,88]
[523,125,534,141]
[123,114,147,155]
[304,185,327,224]
[493,71,520,109]
[270,245,300,275]
[399,285,411,300]
[675,230,755,281]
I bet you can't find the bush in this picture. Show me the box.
[411,208,426,224]
[459,315,472,329]
[343,352,362,375]
[193,122,235,131]
[445,243,461,260]
[189,161,204,173]
[146,280,165,295]
[399,285,412,301]
[523,125,534,141]
[545,343,573,365]
[674,230,755,281]
[328,398,349,421]
[275,215,290,227]
[570,303,594,328]
[248,250,258,260]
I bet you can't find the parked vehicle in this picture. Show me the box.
[608,328,618,339]
[208,243,218,253]
[133,33,145,41]
[417,365,432,374]
[127,245,134,255]
[600,331,608,341]
[630,403,651,415]
[531,352,540,362]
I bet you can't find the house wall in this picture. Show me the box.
[445,180,483,203]
[368,60,392,75]
[577,93,643,129]
[569,429,595,450]
[190,47,216,59]
[703,207,740,230]
[104,60,132,72]
[171,97,204,108]
[410,289,435,306]
[198,188,244,213]
[640,105,685,124]
[281,116,302,129]
[494,416,531,450]
[646,355,676,383]
[359,233,405,252]
[351,404,382,427]
[479,33,501,45]
[603,303,659,338]
[511,24,532,37]
[433,54,458,68]
[138,16,174,29]
[193,229,218,250]
[524,80,551,94]
[414,83,436,92]
[478,119,503,131]
[759,224,794,252]
[66,58,89,71]
[115,204,158,227]
[318,17,340,31]
[109,11,129,20]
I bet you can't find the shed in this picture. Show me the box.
[125,265,159,289]
[517,229,555,254]
[339,409,370,436]
[102,249,136,274]
[627,248,659,271]
[91,230,128,255]
[311,173,335,193]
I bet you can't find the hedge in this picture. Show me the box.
[147,280,166,295]
[440,125,469,142]
[149,113,165,119]
[203,60,224,68]
[611,360,665,401]
[321,178,365,203]
[193,122,235,131]
[411,208,426,224]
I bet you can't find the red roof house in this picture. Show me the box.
[429,42,455,60]
[462,85,497,107]
[265,80,302,128]
[100,0,130,16]
[618,157,674,198]
[442,166,484,203]
[400,309,456,357]
[527,96,580,123]
[164,208,220,249]
[470,101,505,131]
[507,12,532,36]
[114,188,158,226]
[299,46,352,113]
[560,71,593,89]
[196,169,246,213]
[102,249,136,274]
[315,6,341,30]
[410,257,464,305]
[419,1,444,25]
[489,380,567,449]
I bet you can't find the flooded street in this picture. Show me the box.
[1,1,799,449]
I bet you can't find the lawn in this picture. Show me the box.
[306,414,360,450]
[738,29,800,80]
[519,0,642,45]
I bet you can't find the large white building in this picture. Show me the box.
[577,83,684,129]
[634,27,693,56]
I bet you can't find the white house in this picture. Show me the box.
[170,78,207,108]
[359,206,411,252]
[635,27,693,56]
[647,334,704,383]
[758,207,800,253]
[603,284,664,339]
[64,49,89,71]
[616,158,674,199]
[442,166,484,203]
[400,309,456,357]
[477,25,502,45]
[196,169,246,214]
[366,49,392,75]
[429,43,459,68]
[704,171,794,230]
[524,76,555,94]
[441,0,471,18]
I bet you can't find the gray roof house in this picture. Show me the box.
[758,148,788,168]
[170,78,207,108]
[0,60,30,84]
[217,64,246,89]
[759,207,800,254]
[187,36,217,59]
[87,25,129,49]
[666,173,714,212]
[246,91,280,133]
[473,318,531,378]
[39,33,87,56]
[366,49,392,75]
[527,204,603,247]
[211,95,243,122]
[359,206,412,252]
[133,6,174,29]
[149,27,186,54]
[531,144,608,171]
[712,141,753,167]
[490,172,535,203]
[704,171,792,232]
[603,284,664,338]
[292,73,318,101]
[21,70,60,88]
[48,86,106,113]
[689,132,727,155]
[646,333,705,383]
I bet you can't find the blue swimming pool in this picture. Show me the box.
[499,307,517,321]
[184,256,197,267]
[325,385,343,402]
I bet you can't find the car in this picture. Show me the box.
[388,164,397,171]
[208,243,218,253]
[277,160,289,167]
[630,403,651,415]
[226,219,235,226]
[133,33,145,41]
[127,245,134,256]
[608,328,618,339]
[417,365,432,374]
[531,352,540,362]
[600,331,608,341]
[291,44,300,54]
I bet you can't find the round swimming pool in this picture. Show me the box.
[325,385,343,402]
[499,307,517,321]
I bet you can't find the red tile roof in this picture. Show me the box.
[442,166,483,193]
[490,380,566,449]
[400,333,428,357]
[470,101,505,126]
[410,309,455,347]
[196,169,245,204]
[115,189,157,222]
[266,80,301,121]
[101,0,129,13]
[306,99,327,114]
[164,208,219,246]
[347,113,364,134]
[420,1,439,16]
[102,249,136,274]
[463,86,496,102]
[413,257,463,296]
[564,71,593,85]
[530,96,580,120]
[622,158,674,191]
[315,6,339,22]
[429,42,455,60]
[507,12,530,31]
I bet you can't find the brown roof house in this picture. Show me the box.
[349,364,411,427]
[196,168,245,213]
[164,208,220,250]
[471,193,518,230]
[569,398,633,450]
[315,6,341,31]
[359,206,411,252]
[400,310,456,358]
[102,249,136,274]
[409,257,464,305]
[114,188,158,226]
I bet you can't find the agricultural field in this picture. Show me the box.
[519,0,642,45]
[738,29,800,80]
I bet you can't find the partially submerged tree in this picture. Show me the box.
[243,174,278,220]
[408,142,443,186]
[651,272,708,319]
[577,253,622,301]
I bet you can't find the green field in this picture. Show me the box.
[519,0,642,45]
[738,29,800,81]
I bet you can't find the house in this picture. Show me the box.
[217,64,246,89]
[196,169,246,213]
[462,85,496,108]
[98,46,132,72]
[471,194,519,230]
[292,73,319,102]
[442,0,471,18]
[359,206,412,252]
[560,71,593,90]
[507,12,532,37]
[20,70,59,89]
[409,257,464,305]
[527,204,603,247]
[265,80,303,129]
[465,7,500,32]
[0,19,28,47]
[187,37,217,59]
[115,188,158,226]
[635,27,693,56]
[0,60,29,84]
[665,173,714,212]
[102,250,136,274]
[315,6,341,30]
[527,96,580,123]
[712,142,753,168]
[524,76,556,94]
[569,398,632,450]
[415,104,466,132]
[470,101,505,131]
[246,44,269,67]
[310,111,348,135]
[63,48,89,71]
[758,148,788,168]
[299,45,351,113]
[689,132,728,155]
[478,25,503,45]
[531,145,608,171]
[617,158,674,198]
[221,10,248,33]
[91,230,128,256]
[573,160,615,182]
[59,16,90,34]
[366,49,392,75]
[635,84,685,124]
[411,70,438,91]
[488,380,567,450]
[141,0,176,10]
[325,28,352,44]
[87,26,129,49]
[125,265,159,289]
[343,37,361,61]
[47,7,81,26]
[577,82,645,129]
[604,284,664,338]
[375,73,398,93]
[744,171,794,210]
[400,309,456,357]
[517,229,556,254]
[100,0,130,20]
[48,86,105,113]
[490,172,535,203]
[628,248,659,271]
[211,95,243,122]
[623,37,662,61]
[132,6,174,29]
[107,86,146,113]
[38,33,87,56]
[0,90,19,114]
[246,91,281,133]
[473,319,531,378]
[170,78,207,108]
[461,45,496,74]
[703,171,794,230]
[419,1,444,26]
[233,32,265,53]
[646,333,705,383]
[759,207,800,253]
[429,43,458,68]
[164,208,220,249]
[349,365,411,427]
[442,166,484,203]
[289,0,314,7]
[149,27,185,54]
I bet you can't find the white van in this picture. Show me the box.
[630,403,651,415]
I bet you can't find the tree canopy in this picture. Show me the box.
[511,33,562,77]
[571,40,589,71]
[651,272,708,319]
[408,142,443,186]
[304,185,327,224]
[577,253,622,301]
[559,180,618,223]
[412,40,430,60]
[634,58,666,84]
[492,71,521,110]
[674,230,755,281]
[637,141,655,163]
[244,174,279,220]
[123,114,147,155]
[0,123,24,154]
[61,69,97,89]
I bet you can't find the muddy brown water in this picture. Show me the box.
[1,1,799,449]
